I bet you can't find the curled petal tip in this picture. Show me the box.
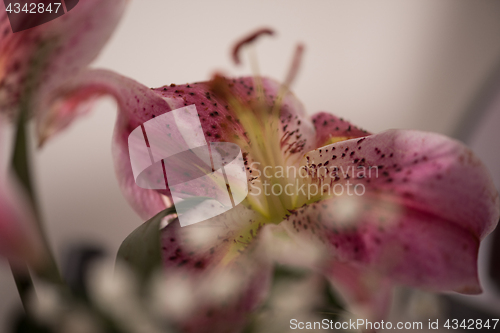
[454,284,482,295]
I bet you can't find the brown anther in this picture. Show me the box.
[232,28,275,65]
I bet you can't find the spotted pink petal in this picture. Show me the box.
[32,68,286,329]
[0,0,127,129]
[50,69,174,219]
[159,204,273,333]
[42,71,316,219]
[147,76,316,157]
[283,129,499,294]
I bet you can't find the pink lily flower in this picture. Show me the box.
[38,70,500,330]
[0,1,498,332]
[118,74,500,329]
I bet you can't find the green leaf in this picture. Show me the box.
[116,197,212,282]
[116,207,174,283]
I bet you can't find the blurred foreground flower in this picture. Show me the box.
[0,0,127,143]
[0,1,499,333]
[0,0,127,283]
[0,173,42,265]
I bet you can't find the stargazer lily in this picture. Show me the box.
[111,72,499,330]
[33,73,500,329]
[0,1,499,332]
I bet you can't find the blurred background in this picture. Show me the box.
[1,0,500,331]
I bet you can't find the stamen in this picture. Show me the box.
[232,28,275,65]
[283,43,305,88]
[270,43,306,122]
[209,73,232,100]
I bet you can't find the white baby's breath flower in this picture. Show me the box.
[57,306,104,333]
[87,259,169,333]
[148,270,196,321]
[29,282,65,326]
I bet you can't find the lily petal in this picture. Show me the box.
[158,204,273,333]
[42,72,317,220]
[24,67,170,219]
[283,129,499,294]
[150,76,316,159]
[48,69,174,219]
[38,70,285,329]
[0,0,127,125]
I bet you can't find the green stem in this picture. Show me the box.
[9,261,35,312]
[9,102,63,305]
[11,107,34,204]
[7,33,66,313]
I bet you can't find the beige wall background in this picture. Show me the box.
[2,0,500,330]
